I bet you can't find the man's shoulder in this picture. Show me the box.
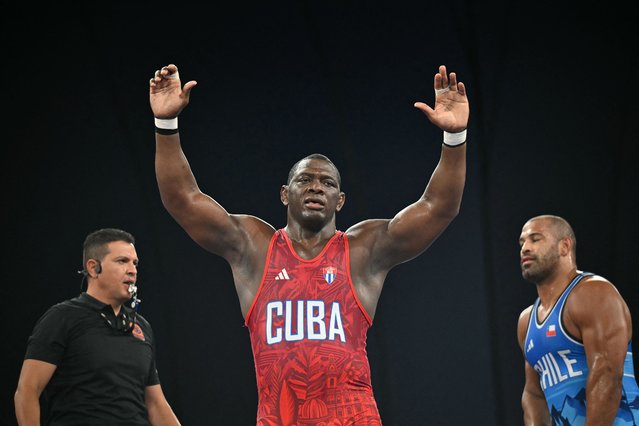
[41,296,79,313]
[575,272,615,294]
[344,219,390,244]
[47,295,97,316]
[580,272,611,284]
[32,297,87,328]
[566,272,625,316]
[518,304,534,319]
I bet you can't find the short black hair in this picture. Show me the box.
[82,228,135,265]
[287,153,341,187]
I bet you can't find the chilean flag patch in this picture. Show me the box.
[323,266,337,285]
[546,324,556,337]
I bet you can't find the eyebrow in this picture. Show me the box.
[113,255,139,264]
[296,172,337,180]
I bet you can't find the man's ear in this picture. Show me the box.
[559,236,572,257]
[280,185,289,206]
[87,258,101,278]
[336,192,346,212]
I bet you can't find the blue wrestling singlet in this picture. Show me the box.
[523,272,639,425]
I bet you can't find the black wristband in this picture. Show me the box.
[443,140,467,148]
[155,127,179,135]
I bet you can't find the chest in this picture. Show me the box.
[59,317,153,380]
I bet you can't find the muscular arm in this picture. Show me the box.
[517,306,551,426]
[522,363,551,426]
[377,65,468,268]
[355,65,468,266]
[566,277,631,425]
[145,384,181,426]
[347,65,468,315]
[150,64,271,260]
[14,359,56,426]
[379,141,465,266]
[150,65,273,312]
[154,132,272,260]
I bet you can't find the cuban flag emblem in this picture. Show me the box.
[546,324,556,337]
[323,266,337,285]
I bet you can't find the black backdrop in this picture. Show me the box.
[2,3,637,425]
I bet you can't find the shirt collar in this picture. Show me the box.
[77,292,108,309]
[77,292,132,315]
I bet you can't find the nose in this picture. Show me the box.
[128,264,138,276]
[308,178,323,193]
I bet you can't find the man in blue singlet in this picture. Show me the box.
[516,214,638,425]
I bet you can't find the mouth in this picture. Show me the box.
[304,197,325,210]
[520,256,534,266]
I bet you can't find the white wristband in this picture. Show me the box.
[154,117,178,130]
[443,129,467,147]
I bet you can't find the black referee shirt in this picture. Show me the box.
[24,292,160,425]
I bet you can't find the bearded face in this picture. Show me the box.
[520,242,561,283]
[519,219,564,284]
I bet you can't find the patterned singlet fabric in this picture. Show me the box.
[523,272,639,425]
[245,229,382,426]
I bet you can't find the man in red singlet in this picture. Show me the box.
[149,63,469,425]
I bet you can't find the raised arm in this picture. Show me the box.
[149,64,273,265]
[350,65,469,273]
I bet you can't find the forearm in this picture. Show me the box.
[522,391,551,426]
[146,385,181,426]
[155,133,201,209]
[422,144,466,218]
[148,403,181,426]
[585,366,622,425]
[14,390,41,426]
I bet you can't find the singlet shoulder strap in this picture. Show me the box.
[557,271,594,305]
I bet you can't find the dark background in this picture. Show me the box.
[2,2,637,425]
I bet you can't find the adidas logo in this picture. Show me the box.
[275,268,290,280]
[526,339,534,353]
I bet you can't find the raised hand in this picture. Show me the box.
[414,65,469,133]
[149,64,198,119]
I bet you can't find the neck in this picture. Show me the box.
[284,222,337,243]
[536,266,578,308]
[86,287,124,316]
[283,225,337,260]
